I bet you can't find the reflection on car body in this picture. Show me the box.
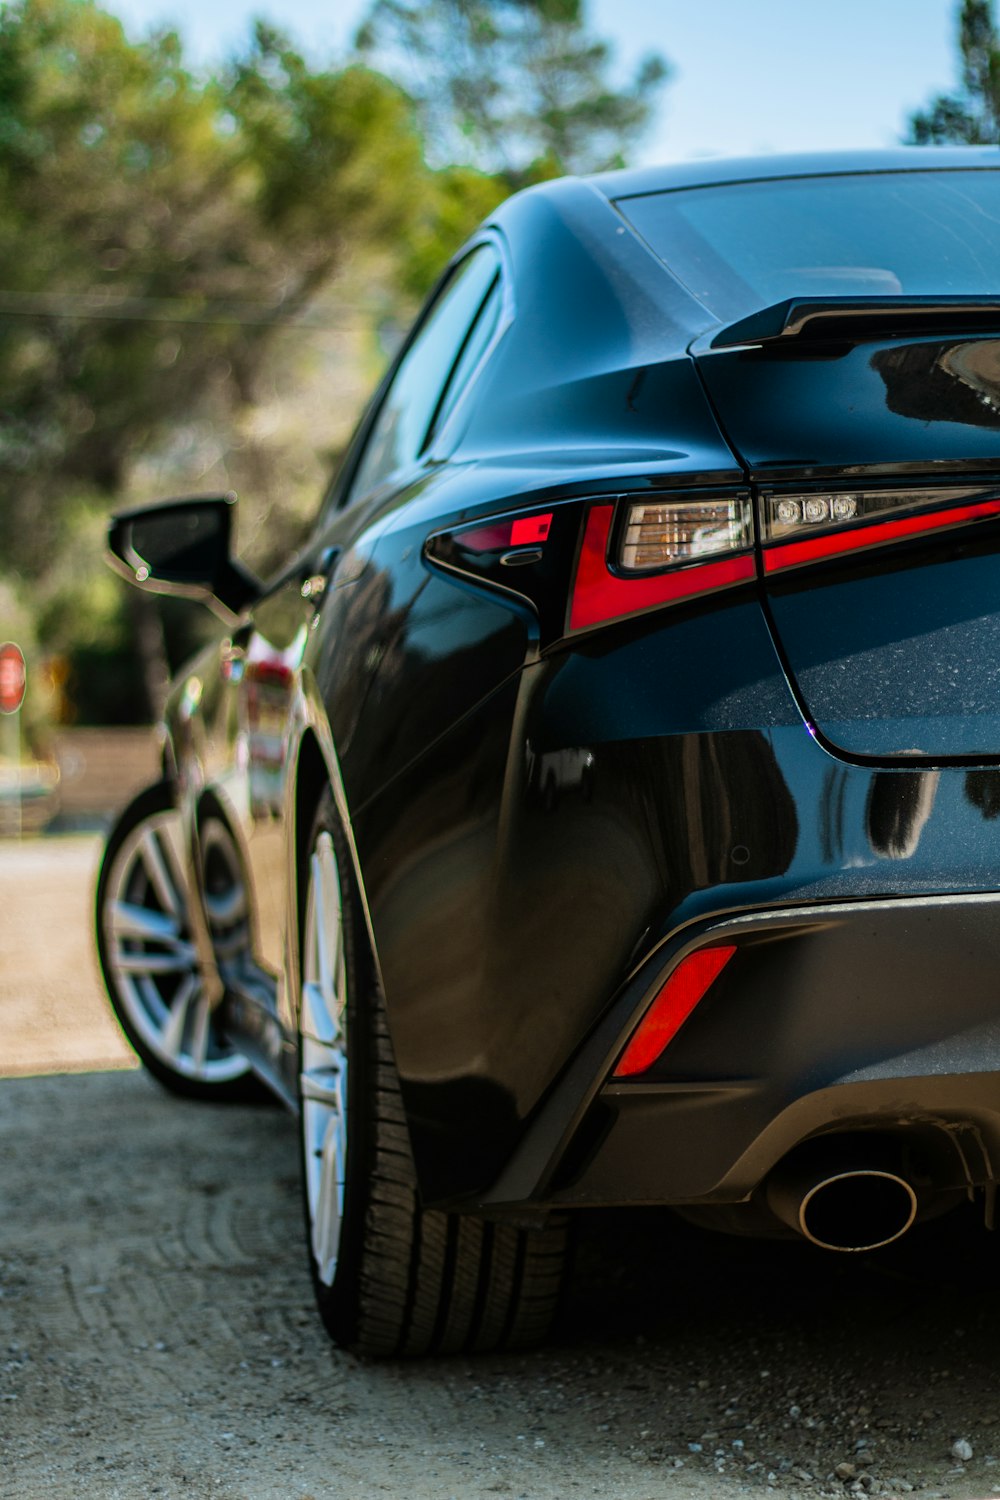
[95,147,1000,1357]
[525,741,595,809]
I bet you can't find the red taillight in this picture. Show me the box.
[763,494,1000,573]
[511,513,552,546]
[431,485,1000,642]
[454,511,553,555]
[614,944,736,1078]
[569,504,755,633]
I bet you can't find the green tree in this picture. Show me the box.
[0,0,440,721]
[356,0,669,185]
[0,0,429,577]
[909,0,1000,143]
[0,0,667,729]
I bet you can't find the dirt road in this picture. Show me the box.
[2,838,1000,1500]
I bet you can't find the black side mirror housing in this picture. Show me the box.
[107,494,261,620]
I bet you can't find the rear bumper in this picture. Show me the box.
[478,891,1000,1210]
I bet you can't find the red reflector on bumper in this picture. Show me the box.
[614,945,737,1078]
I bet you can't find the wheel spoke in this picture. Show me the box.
[110,899,182,944]
[159,972,200,1063]
[116,948,198,975]
[303,834,345,1045]
[318,838,344,992]
[301,1055,345,1106]
[137,828,183,919]
[302,1050,348,1285]
[312,1104,345,1281]
[311,847,336,1014]
[301,980,339,1045]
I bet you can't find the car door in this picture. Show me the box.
[193,242,507,1086]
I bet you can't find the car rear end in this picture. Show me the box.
[346,155,1000,1256]
[483,156,1000,1250]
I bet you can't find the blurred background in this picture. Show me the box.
[0,0,994,831]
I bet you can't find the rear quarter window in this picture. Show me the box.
[345,246,501,505]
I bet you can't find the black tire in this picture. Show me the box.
[298,788,570,1357]
[95,780,261,1102]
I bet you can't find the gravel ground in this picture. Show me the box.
[2,836,1000,1500]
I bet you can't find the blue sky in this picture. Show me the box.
[106,0,963,163]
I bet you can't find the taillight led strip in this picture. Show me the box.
[569,504,755,633]
[763,495,1000,573]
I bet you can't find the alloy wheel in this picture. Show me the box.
[299,829,349,1287]
[102,805,249,1084]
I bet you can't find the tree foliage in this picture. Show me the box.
[909,0,1000,143]
[0,0,430,579]
[356,0,669,184]
[0,0,670,729]
[0,0,439,723]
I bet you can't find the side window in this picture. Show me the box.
[425,274,502,450]
[345,246,500,506]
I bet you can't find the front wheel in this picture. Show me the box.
[95,781,257,1101]
[299,790,570,1357]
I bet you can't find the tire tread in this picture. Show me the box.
[303,789,570,1358]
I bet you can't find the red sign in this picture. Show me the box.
[0,642,26,715]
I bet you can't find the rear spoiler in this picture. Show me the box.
[710,296,1000,350]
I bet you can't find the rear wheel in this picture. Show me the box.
[299,789,570,1356]
[95,781,257,1101]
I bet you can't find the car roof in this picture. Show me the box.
[589,146,1000,200]
[461,145,1000,473]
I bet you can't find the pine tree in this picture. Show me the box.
[909,0,1000,143]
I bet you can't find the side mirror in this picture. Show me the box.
[107,494,261,620]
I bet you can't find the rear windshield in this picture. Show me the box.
[617,169,1000,324]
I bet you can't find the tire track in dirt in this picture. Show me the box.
[2,1071,729,1500]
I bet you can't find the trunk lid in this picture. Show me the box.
[695,331,1000,761]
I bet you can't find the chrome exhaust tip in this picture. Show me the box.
[767,1165,918,1252]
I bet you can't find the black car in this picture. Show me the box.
[97,147,1000,1356]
